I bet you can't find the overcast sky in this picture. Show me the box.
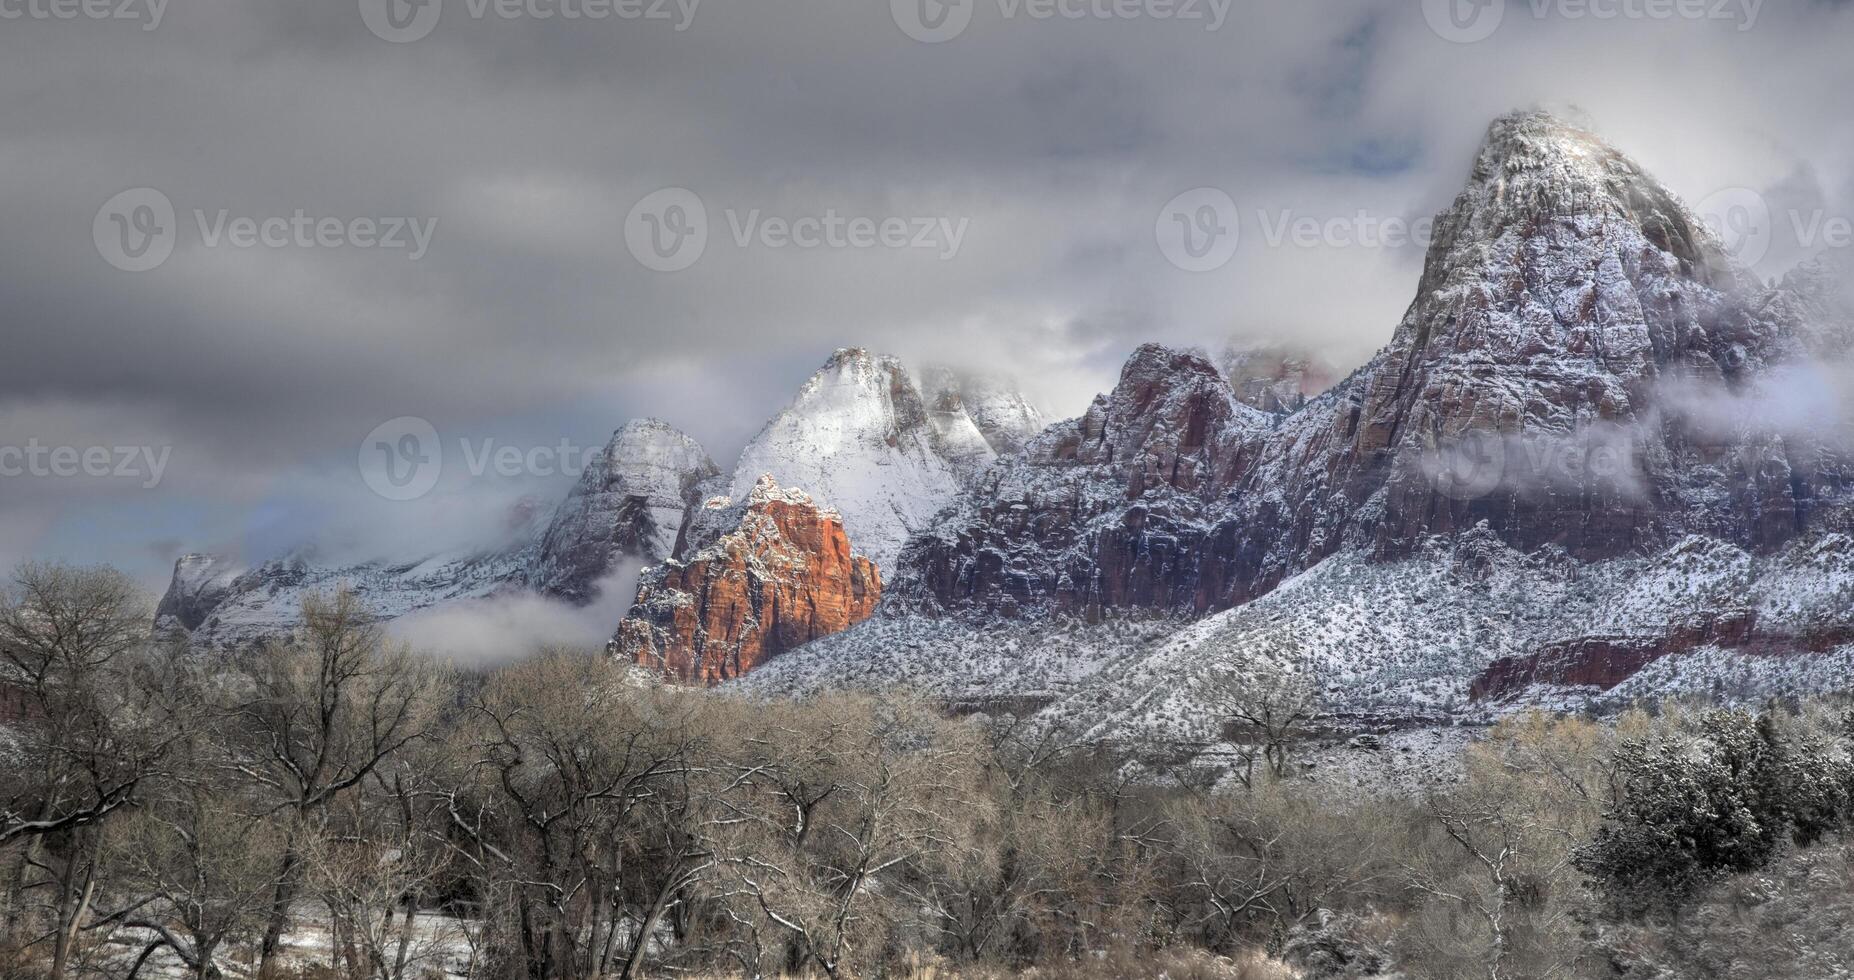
[3,0,1852,591]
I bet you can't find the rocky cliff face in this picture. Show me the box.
[895,110,1854,620]
[1236,110,1829,572]
[1218,345,1337,415]
[896,344,1273,617]
[526,419,718,604]
[614,476,881,684]
[155,553,246,634]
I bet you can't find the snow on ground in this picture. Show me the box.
[99,911,479,979]
[732,610,1188,704]
[1593,644,1854,705]
[736,531,1854,746]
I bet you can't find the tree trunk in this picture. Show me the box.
[50,840,97,980]
[258,835,303,969]
[392,893,418,980]
[194,938,220,980]
[519,897,545,980]
[342,916,367,980]
[52,866,96,980]
[2,835,44,943]
[620,865,685,980]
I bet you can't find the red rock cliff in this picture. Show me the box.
[613,475,881,684]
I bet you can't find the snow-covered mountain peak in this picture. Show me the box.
[916,366,999,482]
[727,348,1036,572]
[526,418,718,604]
[920,365,1049,456]
[1372,106,1800,400]
[155,553,247,634]
[1098,344,1271,459]
[1413,109,1748,316]
[592,419,718,507]
[1467,110,1696,227]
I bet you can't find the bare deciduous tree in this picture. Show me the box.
[1401,713,1606,980]
[96,748,291,980]
[437,651,701,980]
[0,564,160,846]
[299,774,462,980]
[1199,631,1320,787]
[705,695,988,979]
[0,564,181,980]
[232,589,448,970]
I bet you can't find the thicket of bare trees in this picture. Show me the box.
[7,562,1854,979]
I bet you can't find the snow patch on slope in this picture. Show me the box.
[739,531,1854,744]
[157,543,535,651]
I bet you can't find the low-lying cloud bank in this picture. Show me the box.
[386,564,642,665]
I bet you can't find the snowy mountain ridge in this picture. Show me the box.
[156,109,1854,743]
[156,351,1044,651]
[727,109,1854,734]
[525,418,719,604]
[724,347,1043,572]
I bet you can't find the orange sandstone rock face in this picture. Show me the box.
[614,476,881,685]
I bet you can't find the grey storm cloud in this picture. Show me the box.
[2,0,1853,588]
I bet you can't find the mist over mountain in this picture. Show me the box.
[11,4,1854,976]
